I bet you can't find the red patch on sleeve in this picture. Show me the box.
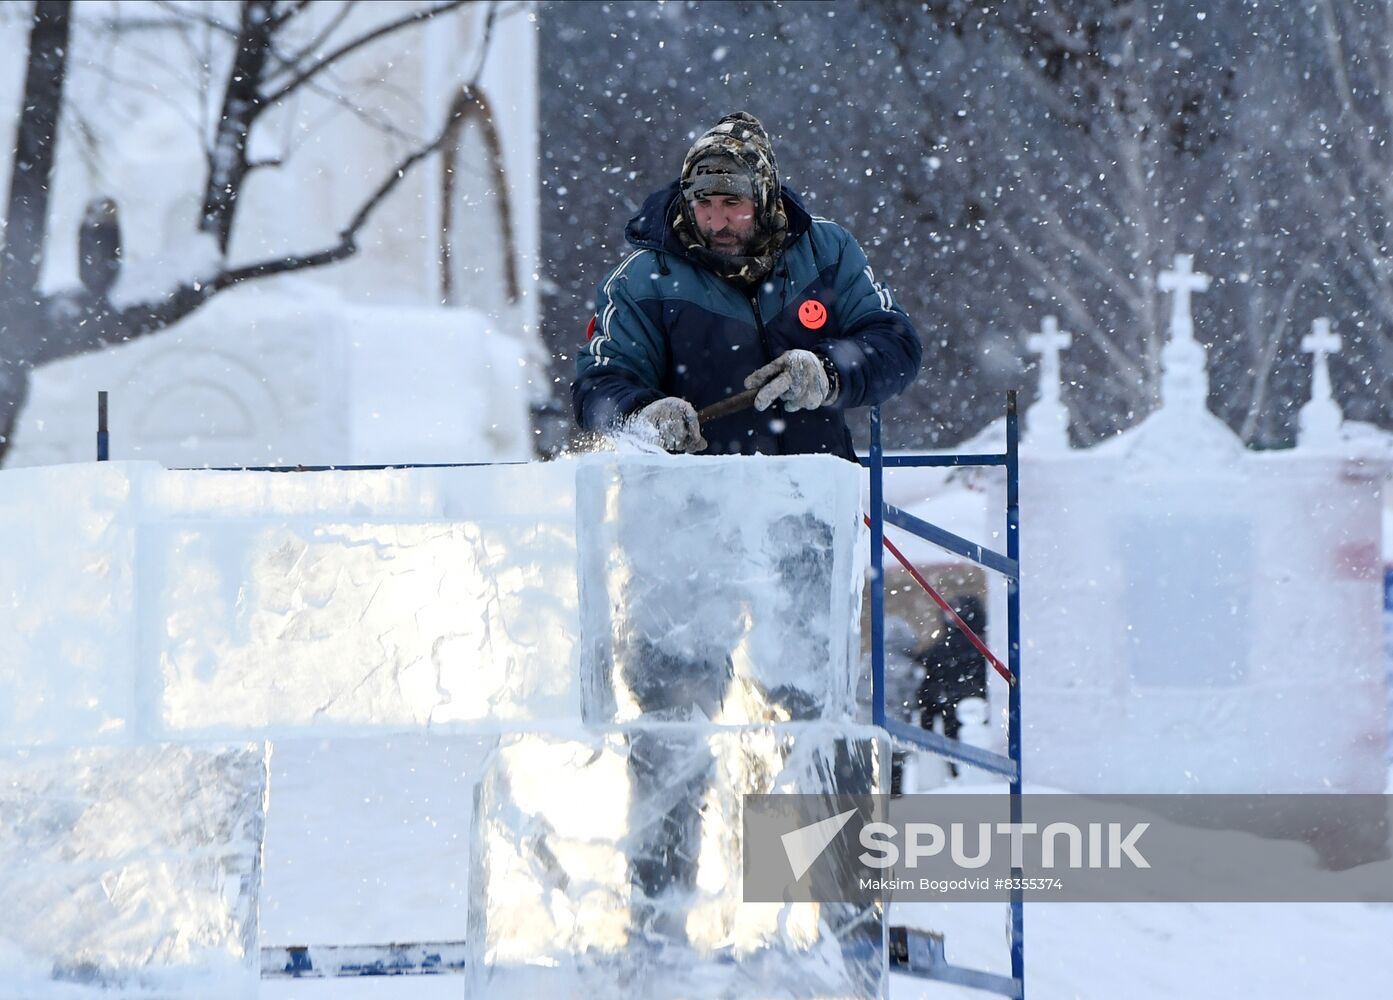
[585,315,597,341]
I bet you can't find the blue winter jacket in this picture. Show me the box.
[572,181,922,459]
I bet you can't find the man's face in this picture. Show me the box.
[693,194,756,255]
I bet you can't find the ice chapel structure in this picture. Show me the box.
[1015,255,1387,794]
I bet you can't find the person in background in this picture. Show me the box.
[916,596,988,778]
[881,614,921,796]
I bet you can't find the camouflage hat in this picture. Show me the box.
[679,112,782,231]
[682,151,755,201]
[673,112,789,287]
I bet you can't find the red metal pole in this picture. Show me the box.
[867,515,1015,686]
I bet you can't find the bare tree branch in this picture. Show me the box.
[200,0,280,252]
[1006,156,1148,316]
[148,0,238,38]
[1238,244,1329,442]
[301,70,429,145]
[70,50,204,135]
[1,0,71,301]
[125,0,501,332]
[265,0,360,81]
[263,0,473,106]
[223,128,453,287]
[269,0,316,29]
[1315,0,1393,210]
[992,218,1144,402]
[113,114,453,336]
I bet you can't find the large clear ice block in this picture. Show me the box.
[0,461,586,744]
[145,517,578,733]
[0,462,141,747]
[141,462,583,734]
[466,726,885,1000]
[576,455,863,727]
[0,743,268,998]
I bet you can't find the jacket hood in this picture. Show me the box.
[623,180,813,257]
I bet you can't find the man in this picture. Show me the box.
[572,111,922,456]
[573,112,920,953]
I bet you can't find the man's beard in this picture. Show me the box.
[701,228,753,256]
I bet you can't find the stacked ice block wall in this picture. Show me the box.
[0,454,879,998]
[467,458,881,999]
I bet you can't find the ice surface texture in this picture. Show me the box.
[0,461,582,745]
[0,463,139,746]
[0,456,859,742]
[466,726,885,1000]
[577,455,864,727]
[0,743,268,999]
[148,462,582,734]
[151,517,576,730]
[470,455,875,997]
[0,454,869,994]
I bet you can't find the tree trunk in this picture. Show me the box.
[0,0,71,303]
[0,0,72,451]
[200,0,277,254]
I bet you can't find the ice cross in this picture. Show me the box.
[1298,318,1343,446]
[1024,315,1073,450]
[1301,317,1341,363]
[1157,253,1210,344]
[1155,253,1212,412]
[1027,316,1072,392]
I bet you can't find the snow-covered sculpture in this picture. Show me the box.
[1024,315,1073,451]
[1156,253,1212,412]
[2,7,544,473]
[6,284,534,469]
[1119,253,1244,466]
[1000,254,1388,798]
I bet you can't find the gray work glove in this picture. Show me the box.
[629,397,708,453]
[744,349,833,412]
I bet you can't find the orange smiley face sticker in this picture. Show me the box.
[798,298,828,330]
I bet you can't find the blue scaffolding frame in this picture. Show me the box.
[865,391,1024,999]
